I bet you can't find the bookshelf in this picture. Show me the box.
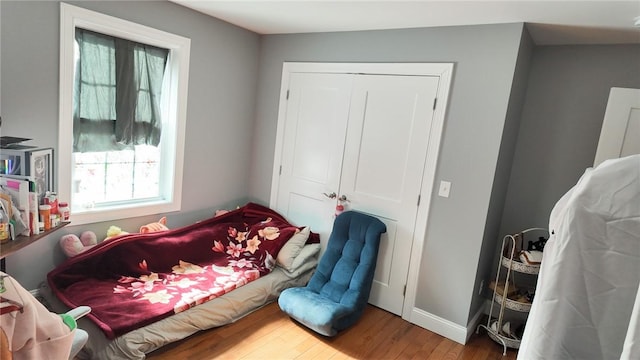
[0,222,70,271]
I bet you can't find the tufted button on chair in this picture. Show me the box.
[278,211,386,336]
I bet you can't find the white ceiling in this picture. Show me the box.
[168,0,640,45]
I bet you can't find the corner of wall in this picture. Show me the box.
[467,24,535,324]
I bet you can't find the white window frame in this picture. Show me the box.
[59,3,190,225]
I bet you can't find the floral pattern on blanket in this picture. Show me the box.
[112,217,287,314]
[48,203,316,339]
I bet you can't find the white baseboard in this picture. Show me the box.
[409,307,468,344]
[408,305,487,345]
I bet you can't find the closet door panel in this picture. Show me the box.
[274,72,353,248]
[340,74,440,314]
[594,87,640,166]
[346,81,420,201]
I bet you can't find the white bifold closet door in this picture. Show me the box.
[594,87,640,167]
[272,70,439,315]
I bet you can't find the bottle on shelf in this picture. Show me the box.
[59,202,70,221]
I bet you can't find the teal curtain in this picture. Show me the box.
[73,28,169,152]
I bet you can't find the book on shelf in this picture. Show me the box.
[0,174,37,236]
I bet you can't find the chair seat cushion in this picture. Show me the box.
[277,211,386,337]
[278,287,351,337]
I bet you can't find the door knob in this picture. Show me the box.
[323,192,337,199]
[338,195,349,202]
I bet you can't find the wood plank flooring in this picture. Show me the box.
[147,302,518,360]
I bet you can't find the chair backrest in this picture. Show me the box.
[307,211,386,309]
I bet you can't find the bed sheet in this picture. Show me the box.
[43,244,319,360]
[48,203,314,339]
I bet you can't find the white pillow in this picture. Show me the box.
[289,243,320,271]
[276,227,310,271]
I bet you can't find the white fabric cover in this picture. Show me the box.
[0,272,75,360]
[518,155,640,360]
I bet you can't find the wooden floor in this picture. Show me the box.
[147,302,518,360]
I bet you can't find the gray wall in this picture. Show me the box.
[471,28,534,322]
[0,0,260,289]
[250,24,525,326]
[499,44,640,237]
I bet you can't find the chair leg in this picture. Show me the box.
[69,329,88,360]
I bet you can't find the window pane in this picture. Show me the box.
[136,89,152,122]
[72,146,161,209]
[76,29,117,121]
[73,152,107,208]
[104,150,134,202]
[72,29,167,209]
[133,145,160,199]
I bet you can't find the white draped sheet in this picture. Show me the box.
[518,155,640,359]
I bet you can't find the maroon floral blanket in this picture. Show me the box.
[48,203,318,339]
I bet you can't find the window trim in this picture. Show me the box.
[59,3,190,225]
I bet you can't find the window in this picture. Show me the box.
[59,3,190,225]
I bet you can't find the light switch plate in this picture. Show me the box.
[438,180,451,198]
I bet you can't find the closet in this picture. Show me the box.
[593,87,640,167]
[269,62,453,317]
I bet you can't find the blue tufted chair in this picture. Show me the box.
[278,211,386,336]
